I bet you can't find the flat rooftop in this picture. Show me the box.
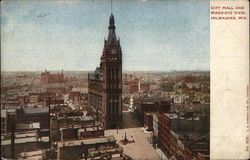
[58,136,116,147]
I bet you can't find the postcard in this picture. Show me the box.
[1,0,249,159]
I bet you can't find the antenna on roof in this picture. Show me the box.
[110,0,113,14]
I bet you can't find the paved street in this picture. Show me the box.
[104,111,160,159]
[105,128,160,160]
[122,111,142,128]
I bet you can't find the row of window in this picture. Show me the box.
[107,82,120,89]
[107,68,120,80]
[89,94,102,110]
[108,94,120,101]
[109,102,120,115]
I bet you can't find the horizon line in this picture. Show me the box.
[1,70,210,73]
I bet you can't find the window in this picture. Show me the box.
[116,102,119,115]
[114,102,116,115]
[108,69,111,80]
[116,69,119,80]
[109,102,112,115]
[111,69,114,80]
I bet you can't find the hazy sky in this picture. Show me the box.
[1,0,210,72]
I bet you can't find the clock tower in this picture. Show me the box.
[100,14,122,129]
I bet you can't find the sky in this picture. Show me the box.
[1,0,210,72]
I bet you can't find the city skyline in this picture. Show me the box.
[1,0,210,72]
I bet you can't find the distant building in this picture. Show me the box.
[40,70,64,84]
[128,80,139,94]
[136,100,171,124]
[88,14,122,129]
[139,82,151,93]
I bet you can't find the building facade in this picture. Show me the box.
[88,14,122,129]
[158,113,209,160]
[41,70,64,84]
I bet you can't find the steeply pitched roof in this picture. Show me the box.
[88,68,103,80]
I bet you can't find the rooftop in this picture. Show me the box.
[1,131,37,140]
[1,136,49,146]
[58,136,116,147]
[16,122,40,130]
[19,150,43,158]
[22,107,49,114]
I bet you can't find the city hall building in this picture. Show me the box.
[88,14,122,129]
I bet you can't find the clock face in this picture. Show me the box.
[111,48,116,54]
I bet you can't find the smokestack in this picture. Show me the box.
[10,118,15,159]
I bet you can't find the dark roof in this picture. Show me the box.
[95,67,102,75]
[88,68,103,80]
[88,72,95,79]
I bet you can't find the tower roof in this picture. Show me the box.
[102,13,121,56]
[107,14,117,44]
[109,14,115,28]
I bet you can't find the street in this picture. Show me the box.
[122,111,142,128]
[105,128,160,160]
